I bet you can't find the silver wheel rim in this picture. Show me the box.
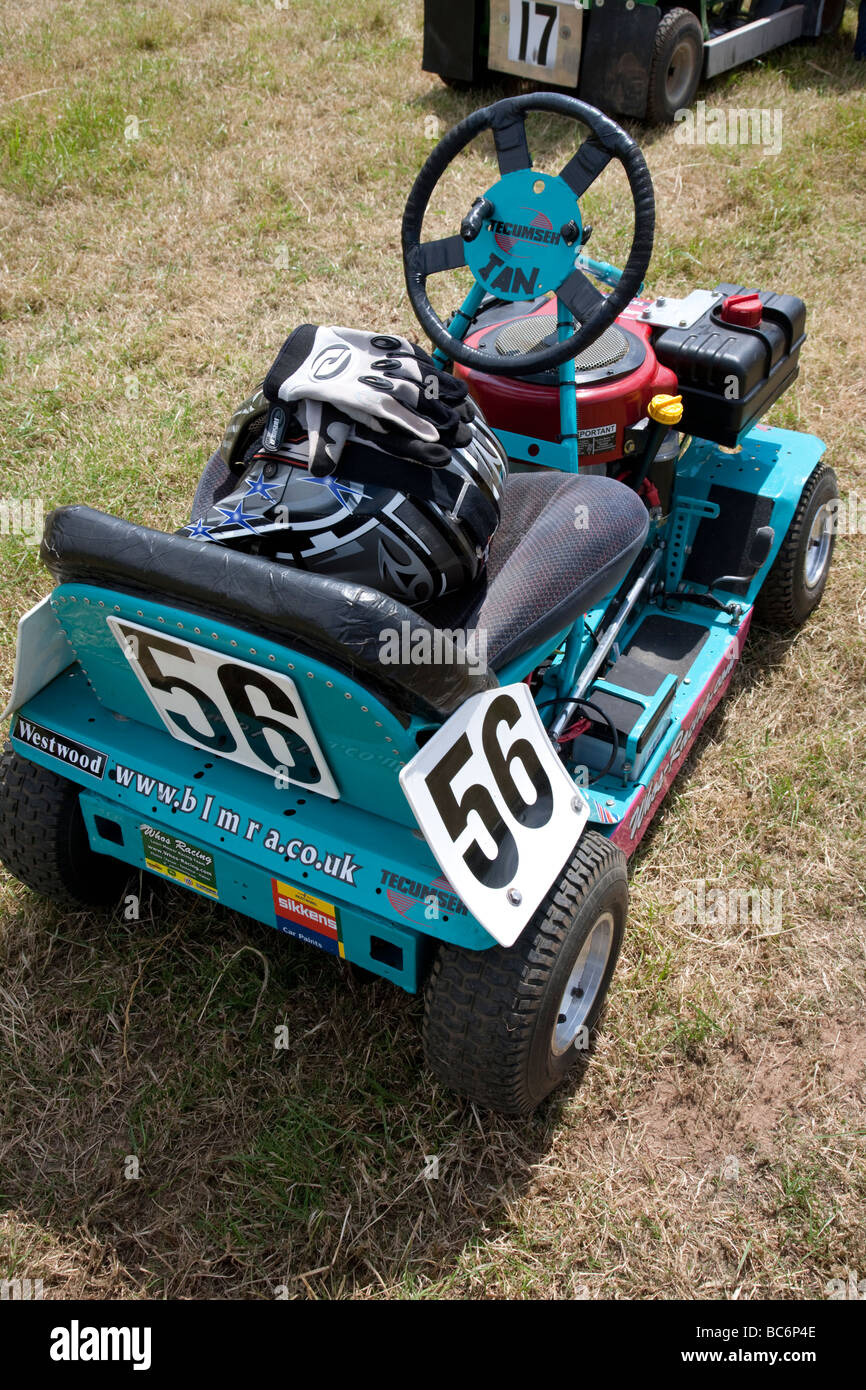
[551,910,615,1056]
[665,40,698,110]
[804,504,834,590]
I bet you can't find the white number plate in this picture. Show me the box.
[108,618,338,799]
[399,683,589,946]
[487,1,583,87]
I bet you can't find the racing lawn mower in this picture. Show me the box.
[423,0,846,123]
[0,94,837,1115]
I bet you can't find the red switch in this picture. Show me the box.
[721,292,763,328]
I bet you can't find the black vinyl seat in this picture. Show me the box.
[40,470,647,724]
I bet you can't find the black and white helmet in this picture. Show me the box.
[183,397,507,607]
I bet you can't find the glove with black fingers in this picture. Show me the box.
[262,324,471,470]
[296,399,471,477]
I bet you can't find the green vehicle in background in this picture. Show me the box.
[422,0,846,122]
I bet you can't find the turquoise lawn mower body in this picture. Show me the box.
[0,95,837,1114]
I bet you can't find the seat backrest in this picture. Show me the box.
[41,506,497,726]
[38,506,500,824]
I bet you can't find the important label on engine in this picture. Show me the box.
[578,423,617,456]
[140,823,218,898]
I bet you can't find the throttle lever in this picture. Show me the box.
[460,197,494,242]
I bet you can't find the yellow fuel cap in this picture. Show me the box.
[648,393,684,426]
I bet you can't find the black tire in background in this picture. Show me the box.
[422,831,628,1114]
[646,8,704,124]
[0,744,131,908]
[817,0,846,34]
[755,463,838,628]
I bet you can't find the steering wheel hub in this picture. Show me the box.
[463,170,582,303]
[402,94,655,378]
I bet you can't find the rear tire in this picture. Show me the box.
[646,9,704,124]
[0,744,130,908]
[755,464,838,627]
[422,831,627,1115]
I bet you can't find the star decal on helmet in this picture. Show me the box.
[215,500,260,533]
[185,517,214,539]
[305,474,365,509]
[245,472,280,501]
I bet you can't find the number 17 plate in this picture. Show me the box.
[487,1,584,88]
[399,683,589,947]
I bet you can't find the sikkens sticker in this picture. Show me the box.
[272,879,343,957]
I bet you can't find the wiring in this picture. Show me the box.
[535,695,619,784]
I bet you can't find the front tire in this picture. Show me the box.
[646,9,704,124]
[422,832,627,1115]
[0,744,131,908]
[755,463,838,627]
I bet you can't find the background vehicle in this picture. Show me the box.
[423,0,846,121]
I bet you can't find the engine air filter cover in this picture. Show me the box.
[455,297,680,468]
[478,313,646,385]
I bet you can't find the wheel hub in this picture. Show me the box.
[804,504,834,589]
[666,40,697,109]
[551,910,615,1056]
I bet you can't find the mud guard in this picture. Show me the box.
[422,0,487,84]
[579,0,660,120]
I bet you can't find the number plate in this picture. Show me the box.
[487,0,583,87]
[108,618,339,799]
[399,684,589,946]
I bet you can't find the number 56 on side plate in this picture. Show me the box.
[400,684,589,947]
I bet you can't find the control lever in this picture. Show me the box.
[460,197,493,242]
[663,527,775,615]
[710,525,775,592]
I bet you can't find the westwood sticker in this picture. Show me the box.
[14,717,106,779]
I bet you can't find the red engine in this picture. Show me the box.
[454,295,677,470]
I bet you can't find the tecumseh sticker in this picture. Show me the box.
[272,879,343,957]
[14,717,106,779]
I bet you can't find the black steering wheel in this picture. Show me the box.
[402,93,655,379]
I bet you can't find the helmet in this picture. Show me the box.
[183,396,507,608]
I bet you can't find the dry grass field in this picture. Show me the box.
[0,0,864,1299]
